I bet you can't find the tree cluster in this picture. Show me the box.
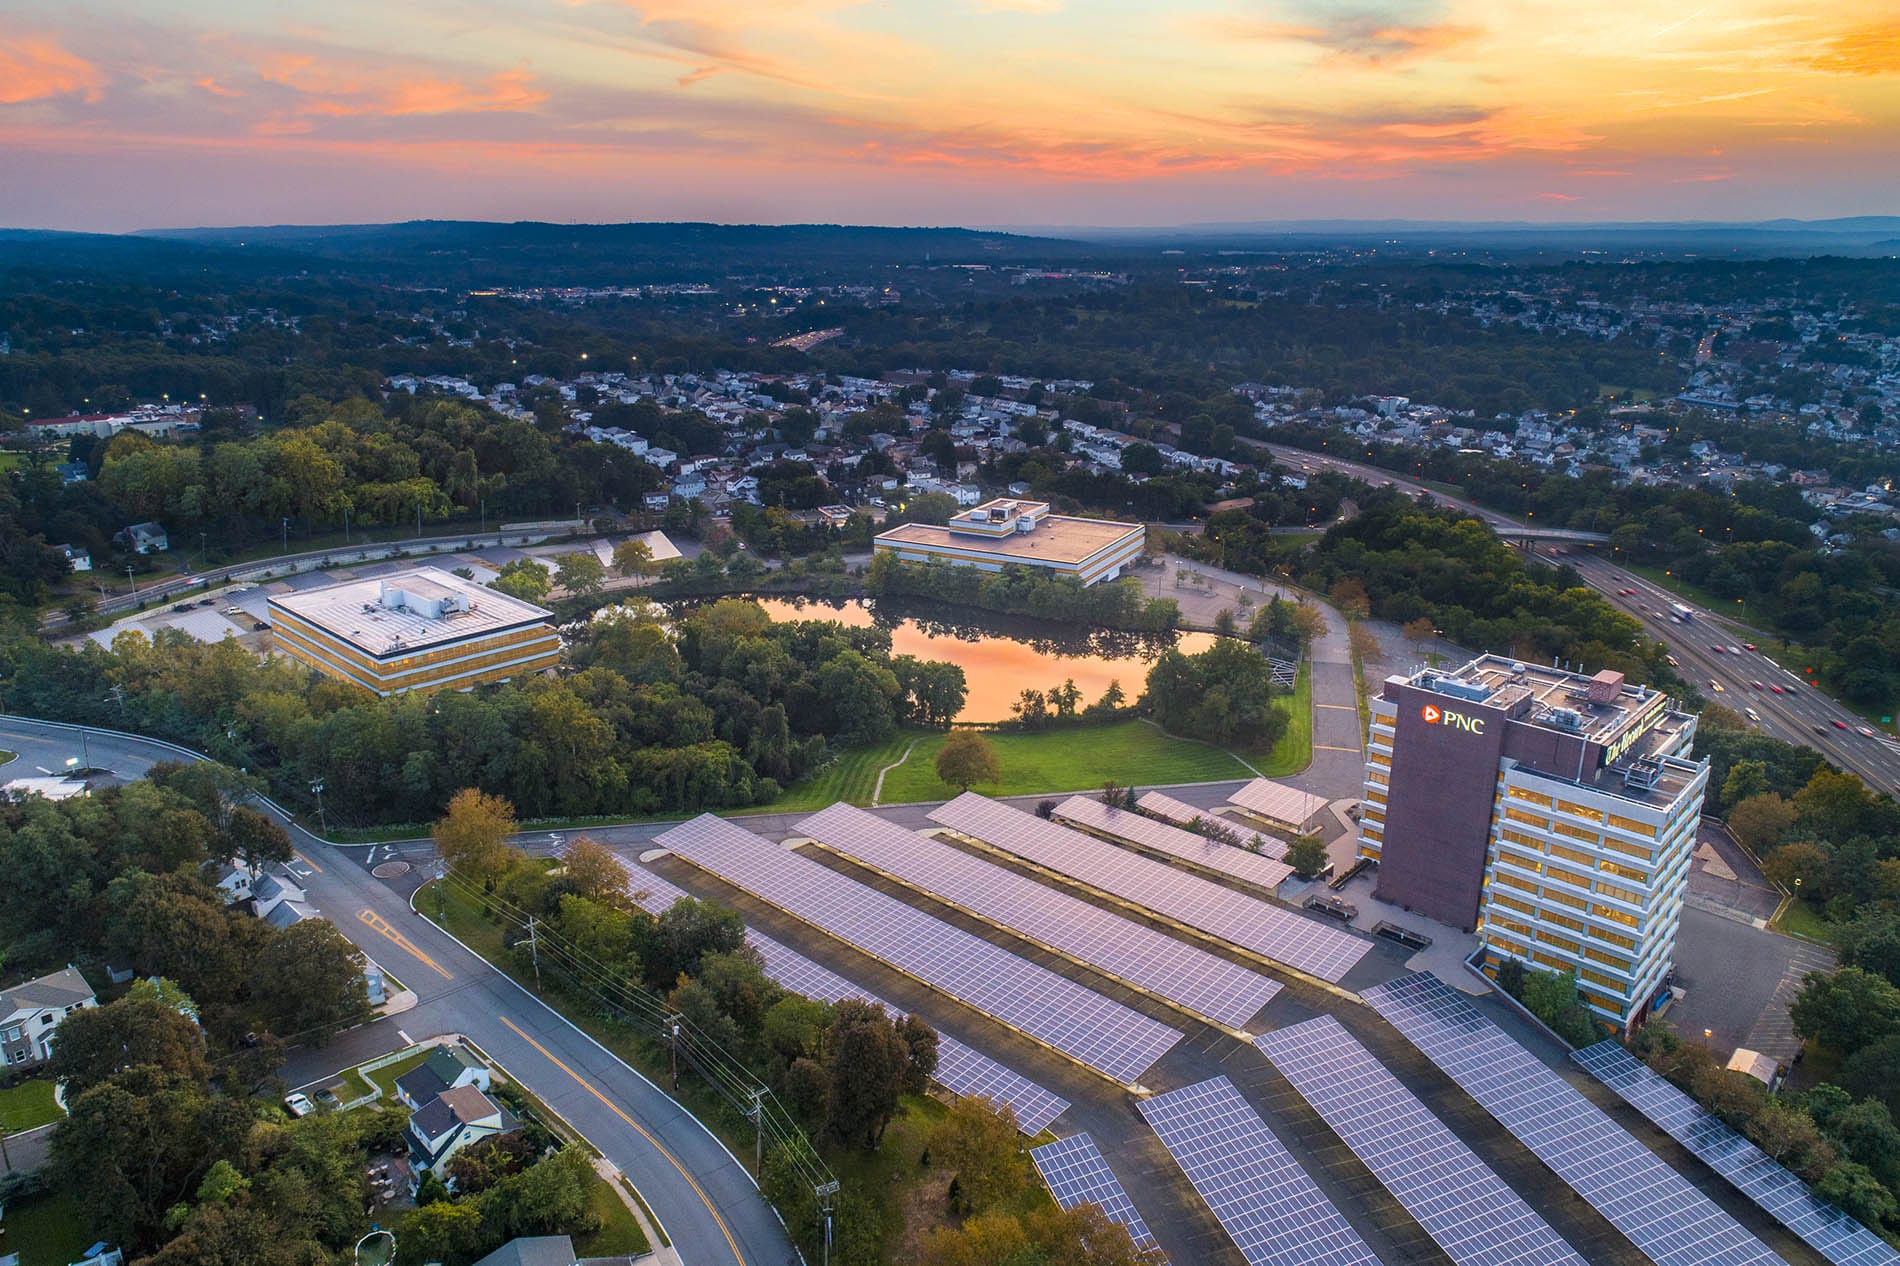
[1142,638,1290,751]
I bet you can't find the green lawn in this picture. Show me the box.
[875,718,1256,805]
[574,1176,652,1258]
[0,1193,91,1266]
[0,750,16,768]
[1259,661,1312,778]
[0,1078,63,1132]
[760,735,914,813]
[363,1047,434,1102]
[1775,899,1838,946]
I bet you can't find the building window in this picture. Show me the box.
[1592,901,1639,926]
[1595,928,1638,951]
[1557,800,1605,823]
[1601,836,1653,861]
[1544,865,1592,891]
[1368,753,1392,768]
[1491,894,1536,916]
[1507,788,1554,808]
[1584,946,1632,971]
[1539,932,1582,955]
[1504,807,1549,829]
[1553,821,1600,845]
[1600,859,1648,882]
[1550,842,1596,868]
[1581,967,1627,992]
[1496,872,1539,894]
[1544,910,1585,933]
[1606,813,1656,837]
[1596,880,1643,905]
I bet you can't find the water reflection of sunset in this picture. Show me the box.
[754,598,1214,723]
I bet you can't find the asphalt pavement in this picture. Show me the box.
[0,716,798,1266]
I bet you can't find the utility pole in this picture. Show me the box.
[435,863,445,923]
[749,1088,765,1176]
[417,502,423,538]
[125,564,137,597]
[281,516,289,553]
[526,917,542,990]
[668,1015,681,1090]
[343,506,350,544]
[310,780,327,835]
[816,1180,839,1266]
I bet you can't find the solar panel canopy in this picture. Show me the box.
[1030,1133,1162,1256]
[1362,973,1788,1266]
[1574,1041,1899,1266]
[1255,1016,1587,1266]
[926,793,1370,983]
[796,802,1282,1029]
[1227,778,1328,830]
[1055,794,1295,885]
[1139,1075,1383,1266]
[1133,789,1209,827]
[626,860,1070,1135]
[652,813,1183,1086]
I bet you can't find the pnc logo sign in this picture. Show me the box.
[1422,703,1486,733]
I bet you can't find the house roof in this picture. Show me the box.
[261,900,311,928]
[412,1084,504,1144]
[470,1236,578,1266]
[397,1063,450,1106]
[2,965,94,1014]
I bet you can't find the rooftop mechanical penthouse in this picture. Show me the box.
[872,498,1145,587]
[1359,654,1708,1032]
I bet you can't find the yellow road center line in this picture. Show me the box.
[498,1015,747,1266]
[293,849,324,872]
[357,909,452,979]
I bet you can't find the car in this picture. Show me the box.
[172,603,193,613]
[197,597,215,607]
[1814,725,1830,736]
[1666,655,1680,667]
[284,1092,314,1118]
[1729,646,1743,655]
[1745,707,1761,723]
[1770,685,1784,694]
[1751,680,1764,690]
[1834,720,1849,730]
[1711,644,1724,653]
[252,620,270,631]
[1708,679,1724,692]
[1861,727,1878,738]
[314,1089,341,1110]
[1744,643,1758,652]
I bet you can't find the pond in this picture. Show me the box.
[746,596,1219,723]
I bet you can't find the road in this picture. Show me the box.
[0,717,798,1266]
[1257,441,1900,796]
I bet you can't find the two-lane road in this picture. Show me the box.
[0,717,798,1266]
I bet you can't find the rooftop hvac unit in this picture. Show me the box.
[1546,708,1584,731]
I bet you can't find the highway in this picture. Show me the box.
[1258,442,1900,797]
[0,716,798,1266]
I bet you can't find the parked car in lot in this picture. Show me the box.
[252,620,270,631]
[172,603,193,613]
[284,1092,314,1117]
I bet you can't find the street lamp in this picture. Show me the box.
[311,781,327,836]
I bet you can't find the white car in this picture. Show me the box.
[1708,679,1724,693]
[1745,708,1761,723]
[284,1092,315,1118]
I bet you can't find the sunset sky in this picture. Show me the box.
[2,0,1896,231]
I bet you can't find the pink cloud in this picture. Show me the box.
[0,31,105,104]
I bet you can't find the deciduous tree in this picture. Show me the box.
[935,730,1000,791]
[432,788,521,885]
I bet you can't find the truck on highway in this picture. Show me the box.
[1670,602,1694,622]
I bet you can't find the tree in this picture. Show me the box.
[935,730,1001,791]
[644,896,746,991]
[898,1013,939,1095]
[1797,769,1881,842]
[612,538,657,579]
[931,1095,1022,1215]
[1288,603,1329,646]
[47,997,209,1098]
[560,835,631,907]
[398,1199,486,1265]
[823,1001,910,1149]
[1729,793,1798,855]
[1328,576,1370,620]
[1817,1159,1898,1229]
[1286,833,1329,879]
[1721,760,1771,807]
[225,806,293,873]
[1792,967,1900,1053]
[555,551,606,597]
[492,558,552,603]
[1402,616,1436,653]
[432,788,521,885]
[252,920,371,1046]
[1840,906,1900,989]
[1763,840,1832,897]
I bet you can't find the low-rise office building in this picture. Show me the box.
[1359,655,1706,1033]
[872,498,1144,587]
[267,566,560,697]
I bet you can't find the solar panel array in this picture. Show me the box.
[1056,795,1296,887]
[797,803,1282,1029]
[626,861,1070,1135]
[1132,789,1207,827]
[1574,1041,1900,1266]
[1361,973,1789,1266]
[1030,1133,1162,1256]
[1228,778,1328,830]
[1138,1076,1383,1266]
[1255,1016,1588,1266]
[652,814,1183,1086]
[927,793,1370,983]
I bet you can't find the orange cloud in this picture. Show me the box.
[1807,22,1900,75]
[1209,15,1478,66]
[197,76,239,98]
[0,32,105,104]
[383,71,547,115]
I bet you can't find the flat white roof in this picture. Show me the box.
[268,566,553,660]
[1227,778,1327,830]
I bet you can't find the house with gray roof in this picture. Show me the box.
[404,1084,516,1188]
[1,965,96,1068]
[395,1043,492,1110]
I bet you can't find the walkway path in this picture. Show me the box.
[869,739,917,807]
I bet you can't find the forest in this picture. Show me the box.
[0,597,965,827]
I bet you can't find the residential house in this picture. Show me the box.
[55,462,89,485]
[405,1084,516,1188]
[1,965,97,1068]
[469,1237,591,1266]
[395,1043,494,1110]
[57,544,91,572]
[120,522,169,554]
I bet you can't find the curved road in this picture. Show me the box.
[0,716,797,1266]
[1259,441,1900,797]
